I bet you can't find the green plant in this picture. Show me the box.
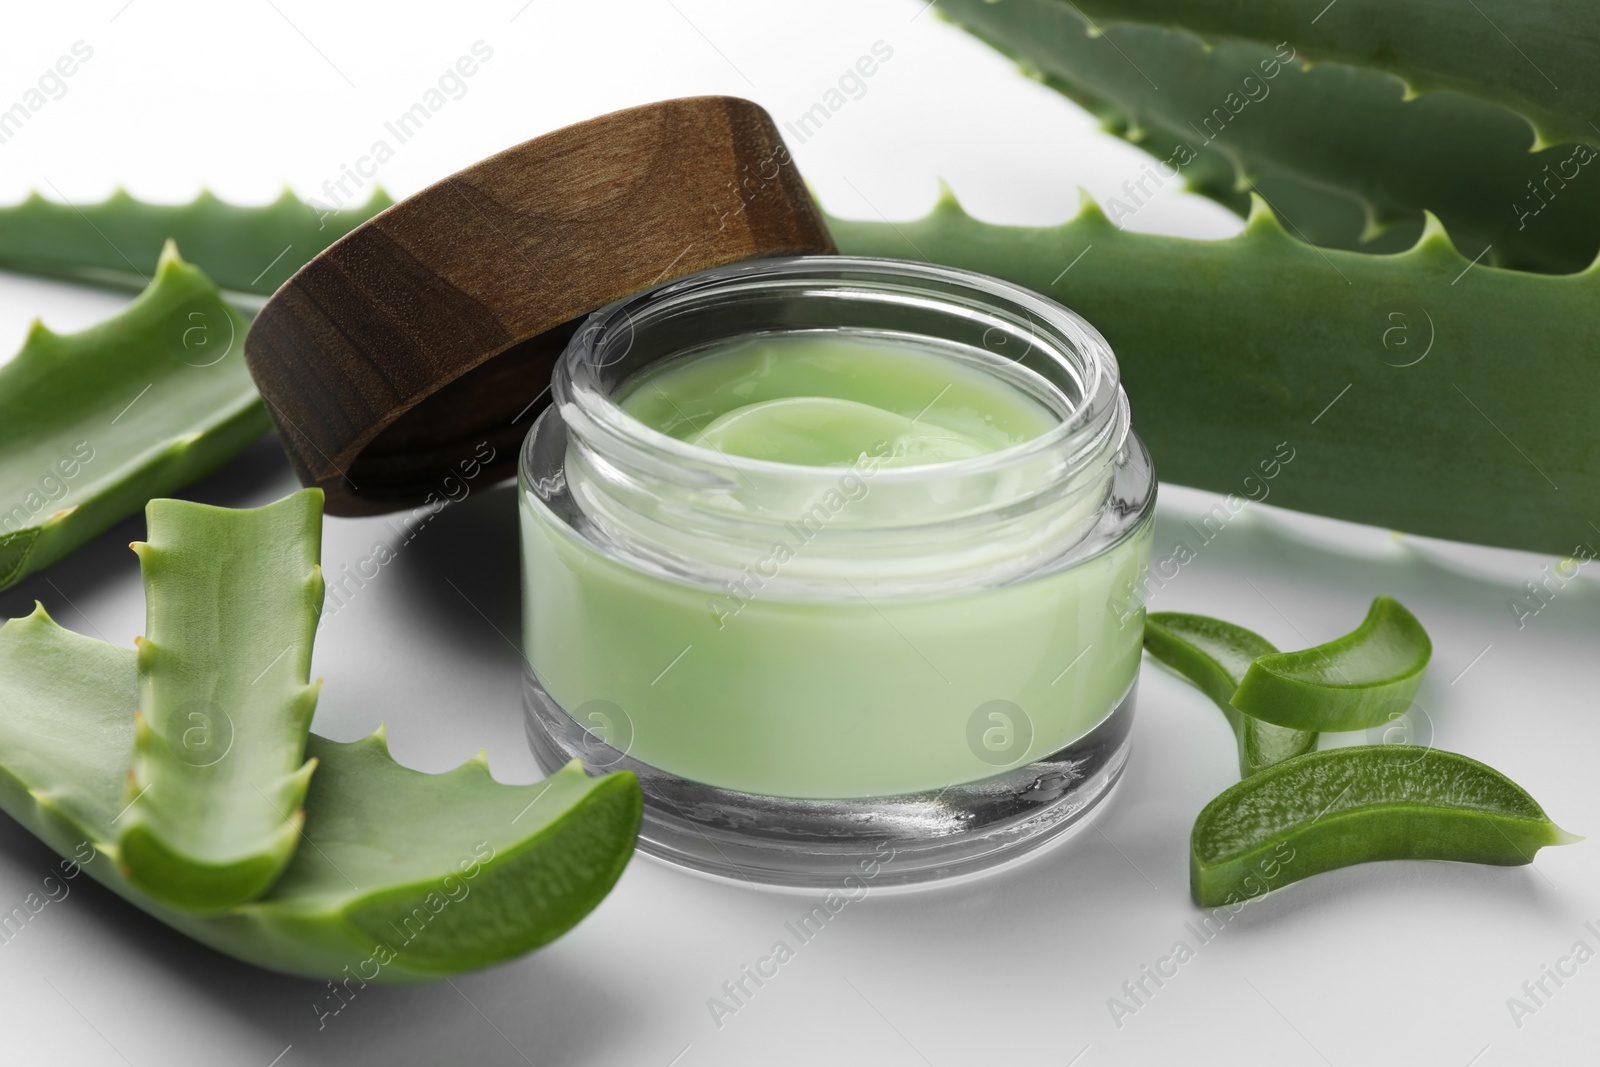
[0,243,267,591]
[117,490,325,911]
[1062,0,1599,153]
[937,0,1600,271]
[1232,596,1432,731]
[1144,612,1316,776]
[1191,746,1576,906]
[0,605,641,981]
[828,193,1600,556]
[0,188,390,299]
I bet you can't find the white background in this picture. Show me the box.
[1,2,1596,1065]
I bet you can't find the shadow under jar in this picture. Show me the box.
[520,256,1154,888]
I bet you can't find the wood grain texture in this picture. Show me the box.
[245,96,835,516]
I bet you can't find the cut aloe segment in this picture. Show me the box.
[0,187,391,298]
[0,243,268,591]
[1145,613,1316,776]
[1230,596,1431,731]
[0,607,640,981]
[117,489,325,910]
[1191,746,1577,906]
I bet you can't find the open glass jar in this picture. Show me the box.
[520,256,1154,887]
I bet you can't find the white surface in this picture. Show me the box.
[1,3,1595,1065]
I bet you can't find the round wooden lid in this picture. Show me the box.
[244,96,835,516]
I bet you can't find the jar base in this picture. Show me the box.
[522,674,1136,889]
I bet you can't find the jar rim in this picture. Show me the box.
[550,255,1127,487]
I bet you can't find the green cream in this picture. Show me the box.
[522,332,1151,800]
[619,333,1059,465]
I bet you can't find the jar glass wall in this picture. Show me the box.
[520,256,1154,886]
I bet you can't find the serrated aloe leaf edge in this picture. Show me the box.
[0,606,641,982]
[828,192,1600,556]
[1067,0,1600,153]
[117,489,326,912]
[0,242,269,592]
[0,187,391,299]
[938,0,1600,272]
[13,188,1587,557]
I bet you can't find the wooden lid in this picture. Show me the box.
[244,96,835,516]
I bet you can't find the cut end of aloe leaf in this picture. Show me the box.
[1190,746,1572,907]
[1144,612,1316,776]
[116,818,303,913]
[1229,596,1432,731]
[0,576,644,981]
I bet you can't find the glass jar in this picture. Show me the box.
[520,256,1154,887]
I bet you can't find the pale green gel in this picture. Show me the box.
[619,333,1059,464]
[523,333,1151,799]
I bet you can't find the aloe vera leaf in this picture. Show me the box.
[1190,746,1577,907]
[0,243,269,591]
[827,193,1600,556]
[1064,0,1599,153]
[115,490,325,910]
[0,606,641,981]
[1229,596,1431,732]
[1035,63,1424,255]
[940,0,1599,272]
[0,187,391,299]
[1145,613,1316,776]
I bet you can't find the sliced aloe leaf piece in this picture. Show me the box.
[1145,613,1316,776]
[0,187,391,298]
[0,607,640,981]
[827,192,1600,556]
[0,243,269,591]
[116,489,325,910]
[1230,596,1431,731]
[1191,746,1577,906]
